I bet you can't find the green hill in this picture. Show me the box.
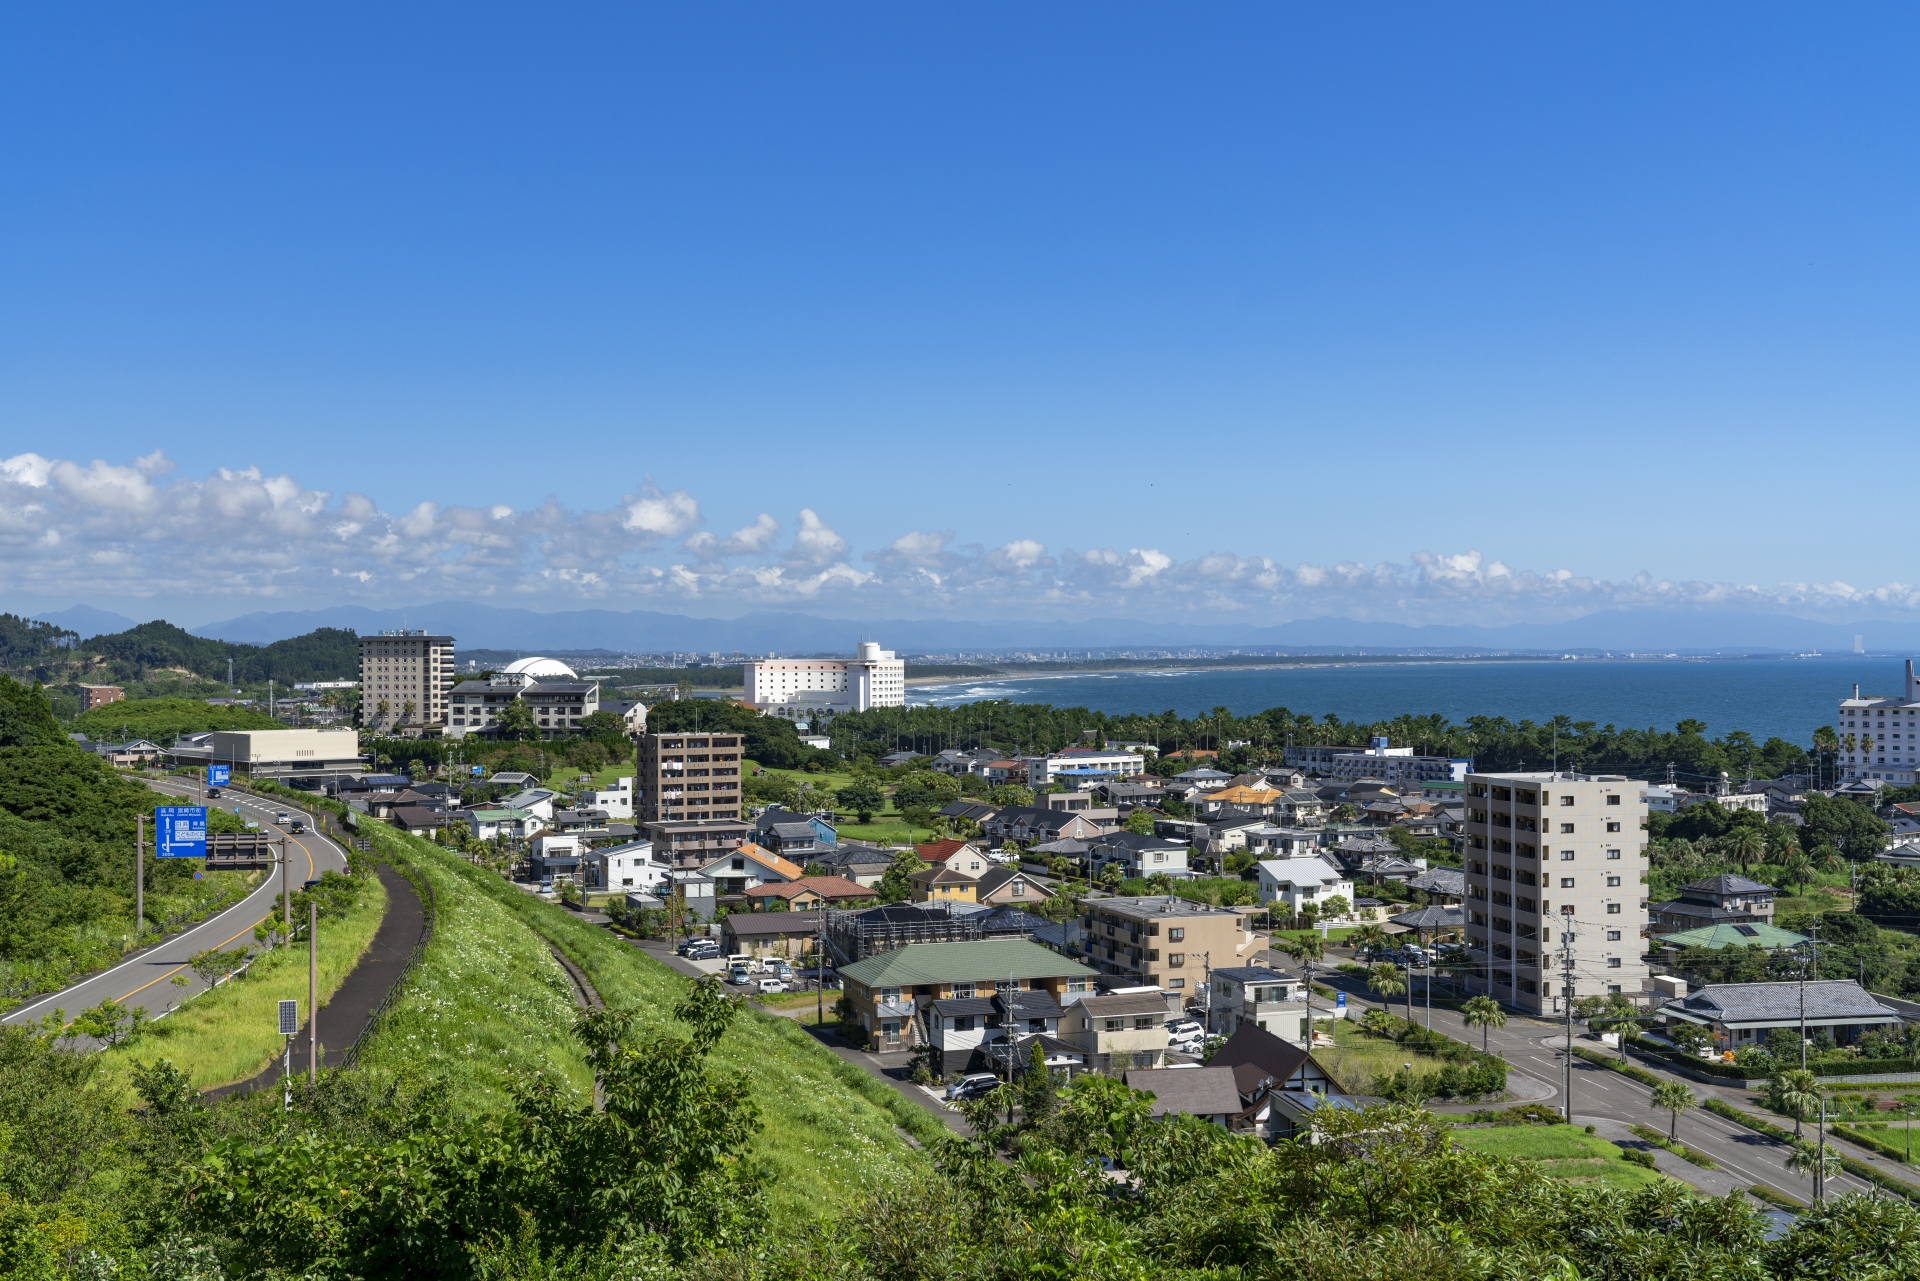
[69,696,284,742]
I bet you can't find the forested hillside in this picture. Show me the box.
[70,696,283,743]
[0,617,359,688]
[0,677,251,1008]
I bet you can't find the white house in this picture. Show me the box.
[1240,825,1323,858]
[586,775,635,820]
[591,839,667,892]
[498,788,559,822]
[1254,857,1354,914]
[465,806,544,841]
[1087,833,1192,880]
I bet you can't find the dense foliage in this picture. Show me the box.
[70,697,284,743]
[0,613,79,667]
[3,618,361,694]
[0,677,250,1008]
[828,701,1813,786]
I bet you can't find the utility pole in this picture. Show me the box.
[1559,924,1577,1121]
[1817,1097,1829,1203]
[134,814,145,940]
[308,899,318,1083]
[282,837,293,937]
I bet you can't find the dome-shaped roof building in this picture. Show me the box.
[502,656,578,681]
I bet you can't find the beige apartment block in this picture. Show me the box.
[1079,895,1267,999]
[1462,771,1650,1016]
[359,631,456,734]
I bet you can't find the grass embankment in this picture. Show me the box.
[1452,1124,1672,1192]
[360,825,941,1226]
[98,873,388,1089]
[1314,1010,1454,1094]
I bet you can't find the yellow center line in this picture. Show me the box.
[77,811,329,1017]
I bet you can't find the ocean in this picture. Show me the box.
[905,656,1916,747]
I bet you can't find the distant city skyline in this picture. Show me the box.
[4,9,1919,627]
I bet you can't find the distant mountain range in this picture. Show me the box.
[173,600,1920,656]
[31,604,140,636]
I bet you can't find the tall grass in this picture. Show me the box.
[361,824,939,1226]
[99,872,387,1089]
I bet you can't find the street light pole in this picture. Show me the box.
[134,814,145,941]
[1559,924,1578,1121]
[308,899,318,1084]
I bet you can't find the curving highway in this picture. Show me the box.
[2,781,350,1028]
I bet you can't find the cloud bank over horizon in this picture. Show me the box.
[5,449,1918,626]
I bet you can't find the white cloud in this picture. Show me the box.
[6,449,1920,624]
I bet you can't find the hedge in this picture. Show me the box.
[1704,1098,1920,1203]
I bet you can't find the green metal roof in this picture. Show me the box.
[1659,921,1808,951]
[839,939,1096,988]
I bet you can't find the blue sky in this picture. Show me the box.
[3,5,1918,627]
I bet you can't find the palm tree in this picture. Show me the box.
[1779,852,1814,899]
[1651,1080,1695,1144]
[1772,1068,1821,1139]
[1722,826,1766,872]
[1352,923,1386,960]
[1785,1142,1838,1201]
[1461,995,1506,1054]
[1812,726,1840,788]
[1368,962,1408,1024]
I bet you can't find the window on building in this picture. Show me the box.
[1607,848,1622,860]
[1606,930,1621,941]
[1560,877,1575,888]
[1606,903,1622,915]
[1606,794,1621,806]
[1168,977,1184,989]
[1560,823,1575,833]
[1168,927,1185,942]
[1104,1018,1124,1032]
[1560,850,1575,860]
[1134,1016,1154,1030]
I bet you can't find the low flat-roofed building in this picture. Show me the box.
[170,727,365,781]
[1080,895,1266,996]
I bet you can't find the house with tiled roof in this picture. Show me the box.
[743,875,877,911]
[1661,979,1903,1051]
[697,842,807,897]
[909,863,979,904]
[1651,873,1776,935]
[915,839,991,875]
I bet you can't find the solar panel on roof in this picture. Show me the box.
[1734,924,1759,937]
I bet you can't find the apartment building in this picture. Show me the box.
[78,684,124,712]
[1837,661,1920,787]
[741,641,905,717]
[637,732,744,823]
[1461,771,1650,1016]
[359,631,456,734]
[1079,896,1266,997]
[1025,747,1148,787]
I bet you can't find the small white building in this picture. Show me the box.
[1254,857,1354,914]
[1204,965,1331,1044]
[590,839,666,892]
[466,806,544,841]
[585,775,634,820]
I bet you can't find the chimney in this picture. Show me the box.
[1909,660,1918,702]
[1854,684,1861,701]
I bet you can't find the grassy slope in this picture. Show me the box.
[360,824,939,1225]
[1453,1124,1672,1192]
[98,872,388,1088]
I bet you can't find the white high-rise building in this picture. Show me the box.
[743,641,905,718]
[1461,771,1650,1016]
[1837,660,1920,787]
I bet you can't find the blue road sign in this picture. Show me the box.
[1336,992,1347,1011]
[471,765,484,776]
[207,764,230,786]
[154,805,208,858]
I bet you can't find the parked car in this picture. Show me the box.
[726,969,754,986]
[675,937,715,956]
[770,963,795,982]
[1165,1018,1204,1038]
[756,978,788,995]
[538,881,554,895]
[944,1073,1000,1101]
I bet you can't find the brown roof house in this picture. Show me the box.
[743,875,877,911]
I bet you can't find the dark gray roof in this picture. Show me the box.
[1389,904,1466,930]
[977,904,1054,936]
[1088,832,1186,853]
[1211,965,1299,984]
[1669,980,1901,1026]
[1685,873,1775,895]
[1405,867,1466,896]
[1123,1066,1243,1118]
[721,911,825,936]
[1075,993,1171,1018]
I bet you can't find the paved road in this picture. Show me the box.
[1317,962,1895,1204]
[3,782,349,1028]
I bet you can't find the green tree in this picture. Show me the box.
[836,779,886,823]
[1770,1067,1821,1139]
[1461,994,1507,1054]
[874,848,923,904]
[1368,961,1410,1023]
[1123,807,1156,835]
[1722,825,1766,871]
[988,783,1034,808]
[1651,1079,1696,1143]
[495,698,539,742]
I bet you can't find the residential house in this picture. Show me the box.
[390,805,457,834]
[1086,832,1191,881]
[1079,896,1266,997]
[1061,990,1171,1071]
[909,864,980,904]
[1254,857,1354,915]
[1206,1022,1346,1140]
[982,806,1108,847]
[916,839,992,875]
[646,817,751,866]
[698,842,808,899]
[809,843,897,888]
[1656,921,1809,956]
[720,910,825,961]
[837,939,1099,1051]
[1122,1066,1245,1126]
[1094,780,1164,811]
[1239,825,1323,859]
[1661,979,1904,1051]
[1404,865,1467,903]
[938,799,1001,827]
[671,867,716,920]
[927,989,1068,1075]
[1205,965,1320,1042]
[589,839,668,893]
[744,875,878,911]
[465,807,544,842]
[973,865,1054,907]
[1195,785,1279,817]
[1651,873,1777,935]
[583,775,635,820]
[1271,788,1328,827]
[878,750,920,768]
[529,833,585,884]
[498,788,560,822]
[1151,815,1211,847]
[1170,768,1232,791]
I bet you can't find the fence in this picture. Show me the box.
[341,856,436,1068]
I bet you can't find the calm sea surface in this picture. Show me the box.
[905,657,1915,747]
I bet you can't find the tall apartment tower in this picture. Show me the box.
[1461,771,1649,1016]
[358,631,456,735]
[636,730,744,824]
[1836,660,1920,788]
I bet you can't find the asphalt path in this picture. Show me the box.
[1317,963,1897,1204]
[3,782,349,1028]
